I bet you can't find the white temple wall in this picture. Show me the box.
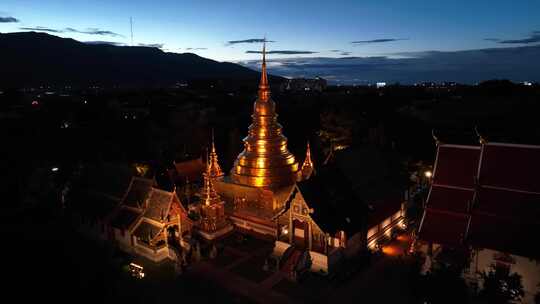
[470,248,540,304]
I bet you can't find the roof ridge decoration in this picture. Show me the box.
[432,129,443,146]
[475,126,488,145]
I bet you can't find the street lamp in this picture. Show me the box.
[424,171,432,185]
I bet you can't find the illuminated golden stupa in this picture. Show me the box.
[230,44,299,188]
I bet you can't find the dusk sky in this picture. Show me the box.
[2,0,540,83]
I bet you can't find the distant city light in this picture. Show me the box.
[523,81,533,86]
[376,82,387,88]
[51,167,59,172]
[31,100,39,106]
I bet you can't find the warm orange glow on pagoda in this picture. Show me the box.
[230,43,299,188]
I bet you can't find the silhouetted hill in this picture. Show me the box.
[0,32,266,88]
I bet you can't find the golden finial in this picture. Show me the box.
[211,128,216,154]
[207,128,224,178]
[258,39,270,101]
[475,126,488,145]
[303,142,313,169]
[300,141,315,180]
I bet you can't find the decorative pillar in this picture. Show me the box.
[289,208,293,245]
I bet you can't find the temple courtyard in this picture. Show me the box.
[129,231,417,304]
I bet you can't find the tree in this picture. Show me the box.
[479,264,524,304]
[419,262,470,304]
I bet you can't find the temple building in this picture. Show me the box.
[70,46,406,273]
[213,46,406,274]
[416,141,540,303]
[106,176,193,262]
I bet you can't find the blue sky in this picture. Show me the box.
[1,0,539,61]
[1,1,539,83]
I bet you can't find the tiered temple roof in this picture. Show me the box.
[122,177,154,208]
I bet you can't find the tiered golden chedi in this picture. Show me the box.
[199,157,228,234]
[231,45,299,189]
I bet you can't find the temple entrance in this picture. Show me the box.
[292,219,309,250]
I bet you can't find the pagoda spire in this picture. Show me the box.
[300,141,315,180]
[207,128,224,178]
[201,151,221,206]
[258,41,270,101]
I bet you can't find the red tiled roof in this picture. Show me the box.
[367,193,402,228]
[433,145,480,189]
[476,187,540,221]
[467,214,539,258]
[419,209,469,246]
[428,186,474,214]
[479,143,540,193]
[418,142,540,258]
[172,157,205,182]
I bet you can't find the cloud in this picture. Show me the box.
[226,38,275,46]
[0,16,18,23]
[84,41,125,46]
[18,26,123,37]
[484,38,500,42]
[340,52,351,56]
[65,27,123,37]
[137,43,164,48]
[19,26,62,33]
[498,32,540,44]
[330,50,342,52]
[185,47,207,50]
[246,50,318,55]
[351,38,408,44]
[238,45,540,84]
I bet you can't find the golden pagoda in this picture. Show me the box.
[230,43,299,188]
[207,129,224,178]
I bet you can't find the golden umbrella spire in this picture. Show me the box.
[201,151,222,206]
[300,141,314,180]
[230,41,299,188]
[208,128,224,178]
[258,40,270,101]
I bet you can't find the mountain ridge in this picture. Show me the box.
[0,32,268,88]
